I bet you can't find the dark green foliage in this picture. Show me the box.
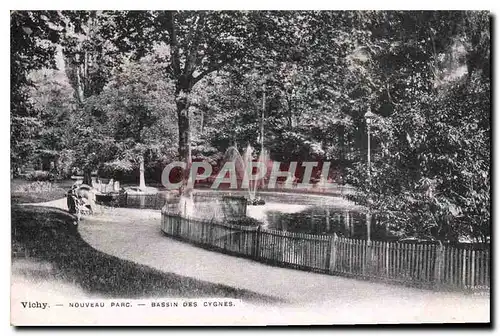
[25,170,54,181]
[10,11,64,175]
[12,11,491,243]
[11,181,67,204]
[227,217,261,227]
[344,12,490,243]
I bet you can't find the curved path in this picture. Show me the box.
[29,199,489,323]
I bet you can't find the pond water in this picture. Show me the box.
[118,194,168,209]
[264,206,399,241]
[98,189,399,241]
[98,189,352,210]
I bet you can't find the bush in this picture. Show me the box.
[26,170,55,181]
[56,149,76,179]
[228,216,262,227]
[12,181,56,193]
[11,181,67,204]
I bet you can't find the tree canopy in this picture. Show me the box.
[11,10,490,243]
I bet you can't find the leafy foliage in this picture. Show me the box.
[12,10,490,242]
[344,11,490,243]
[11,11,65,174]
[85,57,178,179]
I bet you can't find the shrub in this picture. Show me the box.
[56,149,75,179]
[25,170,54,181]
[11,181,67,204]
[228,216,261,227]
[12,181,56,193]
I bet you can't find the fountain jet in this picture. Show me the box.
[222,144,267,205]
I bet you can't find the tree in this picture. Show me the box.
[28,67,77,176]
[191,11,371,171]
[113,11,316,188]
[345,11,490,243]
[59,11,123,185]
[89,57,177,188]
[11,11,64,175]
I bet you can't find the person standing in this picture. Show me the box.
[67,185,77,214]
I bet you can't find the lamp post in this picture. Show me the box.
[364,108,375,243]
[261,83,266,157]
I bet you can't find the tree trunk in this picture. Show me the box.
[339,125,345,182]
[75,64,85,105]
[83,168,93,187]
[176,88,192,187]
[200,110,204,134]
[139,155,146,189]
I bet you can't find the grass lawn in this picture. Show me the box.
[11,190,67,204]
[11,179,69,204]
[11,205,279,303]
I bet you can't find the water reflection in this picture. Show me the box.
[266,206,399,241]
[96,193,168,210]
[97,191,398,240]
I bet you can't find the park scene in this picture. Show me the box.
[11,10,490,324]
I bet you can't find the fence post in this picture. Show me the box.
[208,220,214,245]
[328,233,338,273]
[385,242,389,277]
[252,226,262,260]
[365,240,373,276]
[462,248,467,289]
[471,250,475,289]
[433,242,445,289]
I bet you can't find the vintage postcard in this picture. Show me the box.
[10,10,490,326]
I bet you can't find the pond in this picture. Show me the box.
[97,189,399,241]
[264,206,400,241]
[97,189,349,210]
